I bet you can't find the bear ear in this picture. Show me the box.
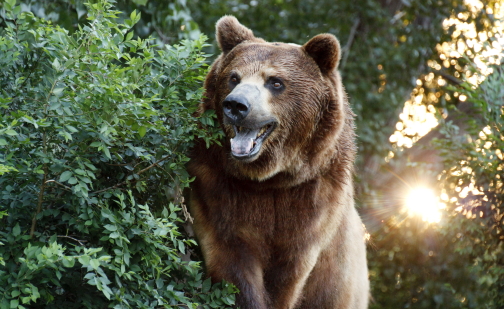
[302,34,341,75]
[216,16,256,54]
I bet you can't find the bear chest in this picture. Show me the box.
[199,178,340,242]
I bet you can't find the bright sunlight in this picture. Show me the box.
[405,187,446,223]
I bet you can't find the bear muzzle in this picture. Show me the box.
[222,84,277,161]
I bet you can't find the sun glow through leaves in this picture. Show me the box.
[405,187,445,223]
[387,0,504,155]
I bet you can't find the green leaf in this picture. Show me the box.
[52,58,61,71]
[52,87,64,96]
[59,171,72,182]
[10,299,19,309]
[138,126,147,137]
[202,278,211,293]
[5,129,17,136]
[132,0,147,5]
[178,241,185,254]
[104,224,117,231]
[0,139,7,146]
[74,169,86,176]
[90,259,100,270]
[66,125,78,133]
[62,257,75,268]
[5,0,15,10]
[155,278,164,289]
[126,31,134,41]
[78,255,90,267]
[12,223,21,237]
[102,147,111,160]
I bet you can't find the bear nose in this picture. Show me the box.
[223,94,250,122]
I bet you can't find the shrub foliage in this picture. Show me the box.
[0,0,234,308]
[437,63,504,308]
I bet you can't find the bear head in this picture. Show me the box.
[200,16,353,183]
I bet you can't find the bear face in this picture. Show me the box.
[202,16,350,182]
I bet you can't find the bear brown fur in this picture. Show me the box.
[188,16,369,309]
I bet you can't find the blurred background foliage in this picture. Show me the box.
[1,0,503,308]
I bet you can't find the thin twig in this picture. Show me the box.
[434,70,463,86]
[57,235,87,246]
[154,25,175,44]
[181,199,193,224]
[106,162,134,166]
[45,179,72,191]
[340,17,360,71]
[175,184,193,223]
[31,159,47,238]
[92,179,129,195]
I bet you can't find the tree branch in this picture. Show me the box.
[45,179,72,191]
[57,235,87,246]
[340,17,360,71]
[435,69,463,86]
[31,156,47,238]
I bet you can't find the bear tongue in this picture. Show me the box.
[230,128,259,155]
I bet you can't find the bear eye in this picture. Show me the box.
[267,77,284,93]
[229,73,240,85]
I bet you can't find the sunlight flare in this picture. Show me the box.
[405,187,445,223]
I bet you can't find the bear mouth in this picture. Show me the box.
[230,122,276,161]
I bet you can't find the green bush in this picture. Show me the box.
[0,0,234,308]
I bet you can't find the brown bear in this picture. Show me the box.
[188,16,369,309]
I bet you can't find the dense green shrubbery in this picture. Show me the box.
[0,0,235,308]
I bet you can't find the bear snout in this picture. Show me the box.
[222,83,274,128]
[223,93,250,123]
[222,83,262,125]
